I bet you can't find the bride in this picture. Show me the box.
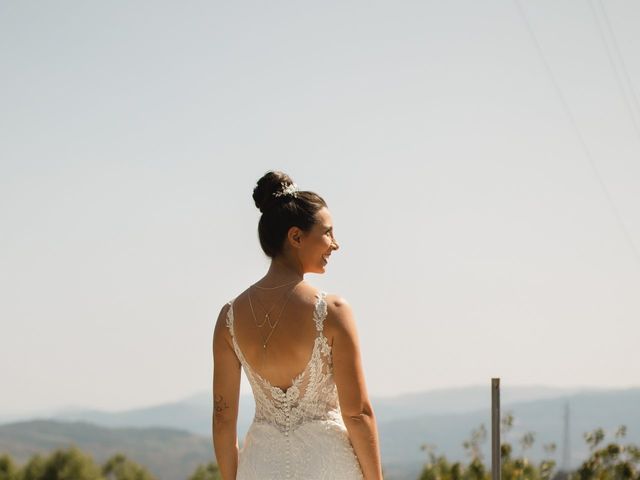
[212,170,383,479]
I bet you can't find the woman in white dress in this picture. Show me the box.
[212,170,383,479]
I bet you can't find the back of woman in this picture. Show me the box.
[229,286,325,392]
[212,170,383,480]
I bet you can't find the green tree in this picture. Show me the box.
[420,425,489,480]
[500,410,556,480]
[0,454,18,480]
[419,443,464,480]
[499,430,550,480]
[419,412,559,480]
[18,454,47,480]
[572,425,640,480]
[418,420,640,480]
[102,454,156,480]
[463,424,488,462]
[20,447,103,480]
[187,463,222,480]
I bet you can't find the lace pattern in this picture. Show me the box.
[225,290,364,479]
[225,291,340,434]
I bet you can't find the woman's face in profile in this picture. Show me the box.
[298,207,339,274]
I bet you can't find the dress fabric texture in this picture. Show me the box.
[225,290,364,480]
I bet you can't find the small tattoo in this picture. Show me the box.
[214,394,229,416]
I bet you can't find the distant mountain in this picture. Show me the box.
[45,384,604,437]
[50,395,256,441]
[365,384,603,422]
[2,386,638,480]
[379,387,640,478]
[175,384,602,417]
[0,419,211,480]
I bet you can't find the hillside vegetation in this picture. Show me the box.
[0,420,213,480]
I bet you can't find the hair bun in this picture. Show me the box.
[252,170,296,213]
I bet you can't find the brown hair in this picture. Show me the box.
[252,170,327,258]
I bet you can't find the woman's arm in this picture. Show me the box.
[328,296,384,480]
[212,303,241,480]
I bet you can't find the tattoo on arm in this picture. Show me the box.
[214,394,229,421]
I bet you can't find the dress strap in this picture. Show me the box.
[225,299,235,337]
[313,291,328,333]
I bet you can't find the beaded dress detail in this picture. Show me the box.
[225,290,364,479]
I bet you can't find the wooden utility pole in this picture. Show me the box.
[562,401,571,472]
[491,378,501,480]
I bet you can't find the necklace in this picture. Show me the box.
[252,279,300,290]
[249,286,289,328]
[248,282,298,353]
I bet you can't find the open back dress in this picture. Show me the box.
[225,290,364,479]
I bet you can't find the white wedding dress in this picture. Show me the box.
[225,290,364,479]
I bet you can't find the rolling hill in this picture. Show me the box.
[2,385,638,480]
[0,419,212,480]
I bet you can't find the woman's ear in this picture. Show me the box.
[287,226,304,249]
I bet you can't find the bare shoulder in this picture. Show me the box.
[213,301,233,346]
[324,293,359,341]
[325,293,351,311]
[214,289,247,331]
[215,301,232,327]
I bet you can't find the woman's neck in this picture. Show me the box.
[257,256,304,287]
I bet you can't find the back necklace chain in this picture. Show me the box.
[250,286,292,328]
[248,282,299,352]
[252,279,299,290]
[250,279,303,327]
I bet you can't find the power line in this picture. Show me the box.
[513,0,640,269]
[598,0,640,124]
[587,0,640,143]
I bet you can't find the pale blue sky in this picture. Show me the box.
[1,0,639,415]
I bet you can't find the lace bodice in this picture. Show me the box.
[225,290,343,435]
[225,290,365,479]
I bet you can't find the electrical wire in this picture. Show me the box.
[587,0,640,143]
[598,0,640,123]
[513,0,640,269]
